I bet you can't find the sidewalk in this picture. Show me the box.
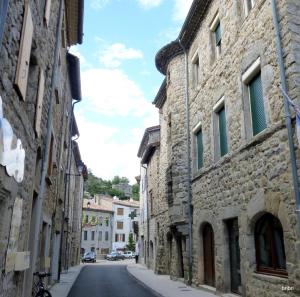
[127,264,216,297]
[50,265,83,297]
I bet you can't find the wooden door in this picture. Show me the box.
[203,224,215,286]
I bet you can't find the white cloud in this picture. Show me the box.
[172,0,193,22]
[136,0,163,9]
[99,43,143,68]
[76,116,153,184]
[77,65,158,183]
[81,67,157,119]
[90,0,110,10]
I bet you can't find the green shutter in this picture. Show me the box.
[249,73,266,136]
[196,130,203,169]
[218,106,228,156]
[215,22,221,46]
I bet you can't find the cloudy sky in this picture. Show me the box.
[71,0,193,184]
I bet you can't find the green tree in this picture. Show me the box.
[112,176,129,185]
[126,233,135,251]
[132,183,140,201]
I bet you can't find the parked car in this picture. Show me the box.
[82,251,96,263]
[123,251,134,259]
[106,252,125,261]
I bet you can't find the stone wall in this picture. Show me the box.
[0,1,83,296]
[186,0,300,296]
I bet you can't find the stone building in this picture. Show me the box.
[112,198,140,252]
[143,0,300,296]
[81,197,114,257]
[137,125,171,273]
[0,1,86,297]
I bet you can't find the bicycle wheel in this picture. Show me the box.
[36,289,52,297]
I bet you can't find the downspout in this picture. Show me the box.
[178,38,193,285]
[271,0,300,232]
[142,164,150,268]
[29,0,64,283]
[58,99,80,280]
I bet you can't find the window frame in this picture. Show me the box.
[191,50,200,88]
[255,214,288,277]
[192,121,204,171]
[244,0,255,16]
[242,57,267,138]
[117,208,124,216]
[213,97,229,160]
[117,221,123,230]
[210,13,221,59]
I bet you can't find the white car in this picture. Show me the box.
[123,251,134,259]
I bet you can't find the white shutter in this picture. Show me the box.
[44,0,52,27]
[15,4,33,101]
[35,69,45,137]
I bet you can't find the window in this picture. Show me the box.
[98,231,102,241]
[105,217,109,227]
[117,208,124,216]
[83,231,87,241]
[193,122,204,170]
[105,231,109,241]
[99,216,103,226]
[242,58,267,137]
[213,97,228,159]
[192,51,200,87]
[249,73,266,136]
[91,216,96,223]
[149,190,153,215]
[91,231,95,241]
[44,0,51,26]
[255,213,287,277]
[117,221,123,230]
[115,233,125,242]
[244,0,255,16]
[210,13,221,59]
[84,215,88,224]
[15,3,33,100]
[35,69,45,138]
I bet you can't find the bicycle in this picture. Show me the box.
[32,272,52,297]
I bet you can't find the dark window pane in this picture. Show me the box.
[249,73,267,135]
[196,130,203,169]
[218,106,228,156]
[214,22,221,46]
[255,214,287,274]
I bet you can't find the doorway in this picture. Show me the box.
[203,223,215,286]
[176,235,184,278]
[227,218,241,294]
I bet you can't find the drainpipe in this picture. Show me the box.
[27,0,64,290]
[142,164,150,268]
[58,99,80,280]
[270,0,300,232]
[178,38,193,285]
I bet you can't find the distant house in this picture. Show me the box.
[111,198,139,251]
[81,198,113,257]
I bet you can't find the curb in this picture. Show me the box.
[50,264,84,297]
[126,265,165,297]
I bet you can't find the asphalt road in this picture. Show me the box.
[67,264,158,297]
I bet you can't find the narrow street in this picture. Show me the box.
[67,263,157,297]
